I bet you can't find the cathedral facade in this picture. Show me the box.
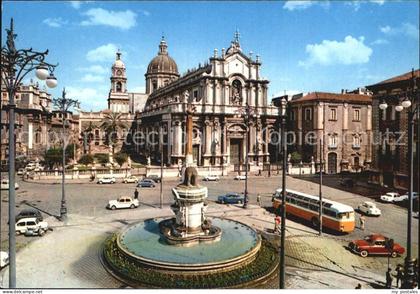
[133,35,279,170]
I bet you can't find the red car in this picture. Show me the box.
[348,234,405,258]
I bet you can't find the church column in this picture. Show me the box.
[203,119,212,166]
[222,121,228,165]
[214,120,222,165]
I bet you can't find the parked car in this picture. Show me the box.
[357,201,381,216]
[217,193,245,204]
[137,179,156,188]
[17,168,25,175]
[203,175,220,181]
[147,175,161,183]
[401,192,419,201]
[348,234,405,258]
[0,179,19,190]
[25,163,37,171]
[122,175,138,184]
[15,217,49,236]
[339,178,354,188]
[16,208,43,222]
[0,251,9,268]
[97,176,116,184]
[380,192,405,203]
[107,196,139,210]
[234,175,247,180]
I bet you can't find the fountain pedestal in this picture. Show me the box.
[160,167,222,246]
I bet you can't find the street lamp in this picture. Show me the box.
[1,18,58,288]
[236,103,258,209]
[53,88,80,221]
[378,69,418,289]
[279,96,288,289]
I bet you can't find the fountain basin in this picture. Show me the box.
[102,217,279,288]
[117,217,259,271]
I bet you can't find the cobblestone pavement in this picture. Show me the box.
[0,173,417,288]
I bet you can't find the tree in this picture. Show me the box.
[94,153,109,166]
[44,145,77,169]
[114,152,128,167]
[100,112,127,155]
[290,151,302,164]
[81,121,97,155]
[78,154,94,166]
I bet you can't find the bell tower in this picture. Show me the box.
[108,51,130,112]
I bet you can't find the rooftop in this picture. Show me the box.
[291,92,372,104]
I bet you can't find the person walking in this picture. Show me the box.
[386,268,393,289]
[395,264,403,288]
[359,215,366,230]
[134,188,139,200]
[257,195,262,207]
[274,216,281,234]
[355,283,362,289]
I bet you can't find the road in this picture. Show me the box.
[1,174,418,258]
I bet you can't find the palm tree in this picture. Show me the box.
[100,112,127,156]
[81,121,97,155]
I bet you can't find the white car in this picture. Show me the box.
[17,168,25,175]
[234,175,247,180]
[97,176,116,184]
[380,192,405,203]
[0,251,9,268]
[358,201,381,216]
[25,163,36,171]
[401,192,419,201]
[0,179,19,190]
[122,175,138,184]
[107,197,139,210]
[203,175,220,181]
[15,217,48,235]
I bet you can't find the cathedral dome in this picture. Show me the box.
[146,37,179,75]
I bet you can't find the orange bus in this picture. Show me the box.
[272,188,355,233]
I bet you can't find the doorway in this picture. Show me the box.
[327,152,337,174]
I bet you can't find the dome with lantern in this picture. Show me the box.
[146,37,179,75]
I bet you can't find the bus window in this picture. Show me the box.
[309,204,318,211]
[337,212,350,219]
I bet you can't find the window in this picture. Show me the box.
[330,108,337,121]
[152,81,158,91]
[193,90,199,100]
[289,110,295,121]
[305,108,312,120]
[353,136,361,148]
[353,109,361,121]
[328,134,338,148]
[116,82,122,92]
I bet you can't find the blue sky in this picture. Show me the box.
[2,0,419,111]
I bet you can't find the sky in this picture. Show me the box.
[2,0,419,111]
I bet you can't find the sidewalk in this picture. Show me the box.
[0,204,390,289]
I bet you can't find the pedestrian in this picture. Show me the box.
[395,264,403,288]
[274,216,281,234]
[134,188,139,200]
[386,268,393,289]
[359,215,366,230]
[258,168,262,176]
[257,195,262,207]
[355,283,362,289]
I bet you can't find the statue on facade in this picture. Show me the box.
[231,80,242,105]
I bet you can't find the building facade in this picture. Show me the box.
[1,81,78,165]
[367,69,419,190]
[277,91,372,174]
[133,35,279,169]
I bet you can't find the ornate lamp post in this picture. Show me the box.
[53,88,79,221]
[279,96,288,289]
[1,18,58,288]
[379,69,418,289]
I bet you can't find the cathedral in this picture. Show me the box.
[78,33,280,171]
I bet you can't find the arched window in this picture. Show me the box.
[231,80,242,105]
[152,81,158,91]
[116,82,122,92]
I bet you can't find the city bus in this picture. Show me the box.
[272,188,355,233]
